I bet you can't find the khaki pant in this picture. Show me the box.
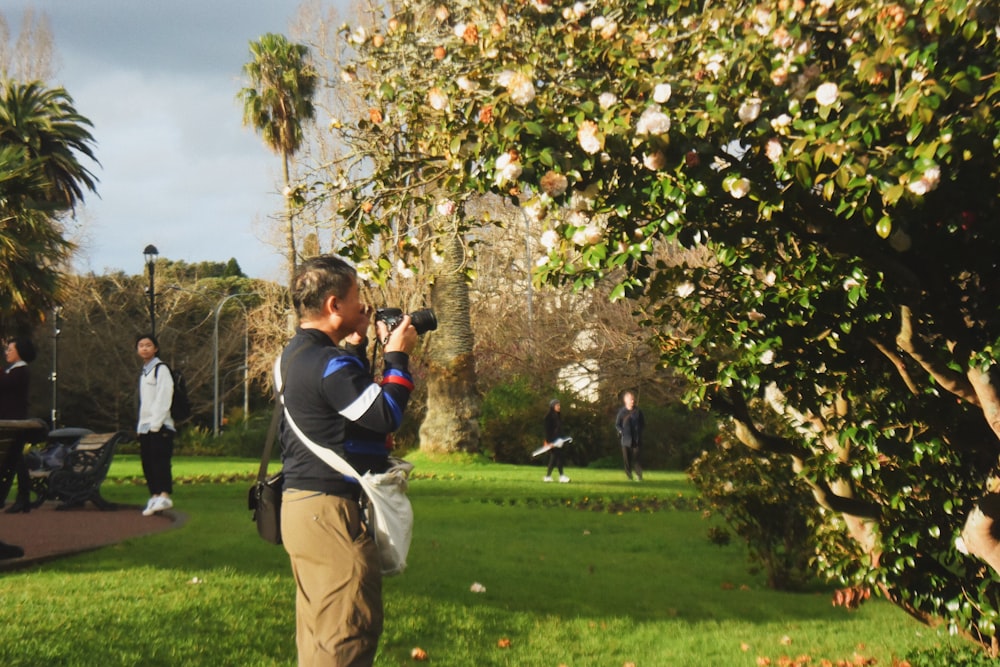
[282,490,383,667]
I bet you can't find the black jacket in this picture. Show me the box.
[278,328,414,497]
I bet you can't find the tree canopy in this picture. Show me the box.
[0,79,97,329]
[332,0,1000,650]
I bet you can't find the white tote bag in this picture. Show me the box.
[280,405,414,576]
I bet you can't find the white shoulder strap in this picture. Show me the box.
[275,353,362,481]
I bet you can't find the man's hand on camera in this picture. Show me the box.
[379,315,418,355]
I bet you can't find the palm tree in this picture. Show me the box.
[0,80,97,209]
[0,79,97,329]
[238,33,317,286]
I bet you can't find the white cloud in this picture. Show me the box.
[5,0,332,279]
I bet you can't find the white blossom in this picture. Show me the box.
[505,71,536,106]
[494,151,522,186]
[540,229,559,250]
[598,92,618,110]
[760,349,775,365]
[428,87,449,111]
[728,177,751,199]
[577,120,604,154]
[396,260,415,279]
[676,281,696,298]
[770,114,792,134]
[436,200,456,216]
[349,26,368,44]
[635,105,671,136]
[456,76,478,92]
[738,97,762,124]
[653,83,672,104]
[815,81,840,106]
[765,138,783,162]
[524,198,547,222]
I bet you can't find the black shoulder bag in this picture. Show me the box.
[248,400,284,545]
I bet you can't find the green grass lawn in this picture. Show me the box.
[0,453,966,666]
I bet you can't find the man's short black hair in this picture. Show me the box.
[292,255,357,318]
[12,337,36,363]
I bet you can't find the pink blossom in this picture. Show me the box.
[643,150,665,171]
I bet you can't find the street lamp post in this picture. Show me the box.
[213,293,252,437]
[50,306,61,428]
[143,245,159,335]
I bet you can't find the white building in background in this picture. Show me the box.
[557,329,601,402]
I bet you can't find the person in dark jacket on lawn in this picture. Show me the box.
[615,390,646,481]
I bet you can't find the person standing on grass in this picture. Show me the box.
[278,255,418,666]
[1,337,38,513]
[135,334,175,516]
[543,399,570,483]
[616,390,646,481]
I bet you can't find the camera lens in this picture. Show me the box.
[409,308,438,335]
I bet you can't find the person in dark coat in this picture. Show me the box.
[0,337,37,513]
[543,399,570,483]
[615,390,646,481]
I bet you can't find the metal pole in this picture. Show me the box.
[148,261,156,336]
[213,293,252,437]
[50,306,61,428]
[242,320,249,427]
[143,244,159,336]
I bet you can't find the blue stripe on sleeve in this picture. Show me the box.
[322,355,365,378]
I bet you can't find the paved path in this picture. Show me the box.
[0,501,181,570]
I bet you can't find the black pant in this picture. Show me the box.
[139,430,174,496]
[622,445,642,480]
[546,448,565,476]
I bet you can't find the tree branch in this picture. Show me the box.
[895,305,980,406]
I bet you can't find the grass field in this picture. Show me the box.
[0,453,968,666]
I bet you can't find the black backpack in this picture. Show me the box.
[155,362,193,424]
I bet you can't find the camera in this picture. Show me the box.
[375,307,438,335]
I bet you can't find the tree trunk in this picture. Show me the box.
[419,228,480,453]
[282,152,296,287]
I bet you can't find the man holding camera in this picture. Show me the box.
[278,255,418,666]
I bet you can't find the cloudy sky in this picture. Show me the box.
[6,0,345,280]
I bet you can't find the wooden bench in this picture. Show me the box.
[29,431,126,511]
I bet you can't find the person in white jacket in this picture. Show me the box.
[136,334,175,516]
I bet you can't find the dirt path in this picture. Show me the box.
[0,501,181,570]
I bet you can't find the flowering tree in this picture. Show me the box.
[334,0,1000,650]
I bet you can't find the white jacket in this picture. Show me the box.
[137,357,175,433]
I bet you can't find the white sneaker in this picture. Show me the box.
[559,475,570,483]
[142,496,173,516]
[543,476,553,483]
[141,497,157,515]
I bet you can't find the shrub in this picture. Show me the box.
[479,377,549,463]
[688,425,821,591]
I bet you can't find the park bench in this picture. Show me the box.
[28,429,126,511]
[0,418,50,504]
